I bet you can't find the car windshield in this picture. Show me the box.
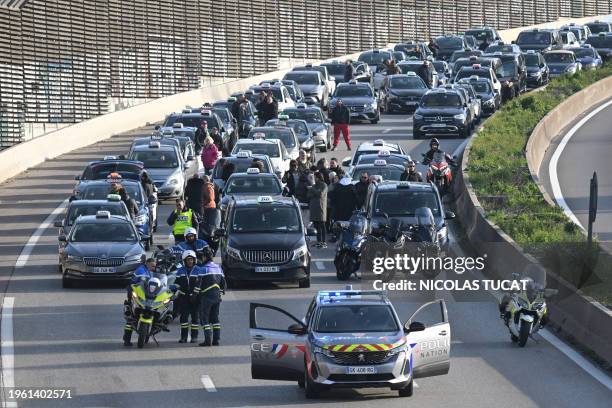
[517,32,552,45]
[315,305,399,333]
[225,177,281,194]
[214,109,230,122]
[231,206,301,233]
[432,61,446,73]
[572,48,596,58]
[81,184,143,206]
[164,115,219,129]
[322,64,345,75]
[436,37,463,48]
[254,88,282,100]
[233,143,280,158]
[130,150,179,169]
[358,52,391,65]
[398,64,420,74]
[213,159,270,178]
[374,190,440,217]
[585,36,612,48]
[255,129,296,148]
[450,51,478,62]
[70,222,137,242]
[586,23,610,34]
[465,30,493,41]
[284,72,320,85]
[471,82,491,93]
[544,53,573,63]
[66,204,126,226]
[335,86,372,97]
[393,52,406,60]
[421,93,462,107]
[389,76,426,89]
[87,164,141,180]
[496,61,517,77]
[524,54,540,66]
[352,167,403,181]
[283,109,323,123]
[568,29,583,40]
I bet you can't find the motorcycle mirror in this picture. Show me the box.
[54,220,64,228]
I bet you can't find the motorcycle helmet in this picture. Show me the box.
[185,227,197,238]
[430,138,440,148]
[182,250,197,262]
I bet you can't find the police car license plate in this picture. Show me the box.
[255,266,279,273]
[346,366,377,375]
[93,267,116,273]
[431,123,446,127]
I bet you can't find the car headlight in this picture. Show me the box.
[226,245,241,260]
[484,98,495,106]
[167,178,179,186]
[387,342,407,357]
[134,214,147,226]
[125,254,142,263]
[292,244,308,261]
[313,346,334,358]
[66,255,82,262]
[453,113,466,121]
[301,138,314,149]
[370,101,377,109]
[565,66,576,73]
[413,113,423,120]
[529,72,541,77]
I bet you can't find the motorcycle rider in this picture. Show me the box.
[400,160,423,182]
[123,257,156,346]
[422,138,456,166]
[178,227,209,264]
[198,247,226,347]
[176,250,202,343]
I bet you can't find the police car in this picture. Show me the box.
[282,104,331,152]
[265,116,316,162]
[59,210,147,288]
[219,168,284,212]
[350,160,405,183]
[329,81,379,124]
[231,138,290,179]
[217,195,315,288]
[341,139,405,171]
[247,125,300,160]
[249,290,452,398]
[210,151,274,192]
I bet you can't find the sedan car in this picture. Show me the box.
[248,126,300,161]
[265,117,316,162]
[281,104,332,152]
[231,139,290,179]
[457,77,500,116]
[435,35,468,60]
[380,74,428,113]
[584,33,612,62]
[350,160,405,183]
[568,46,603,70]
[283,71,329,109]
[72,159,144,199]
[544,50,581,78]
[60,211,146,288]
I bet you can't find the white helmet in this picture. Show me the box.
[182,250,197,261]
[184,227,197,237]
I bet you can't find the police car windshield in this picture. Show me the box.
[358,52,391,65]
[465,30,493,41]
[524,54,540,66]
[335,86,372,98]
[231,206,301,233]
[353,167,403,181]
[315,305,399,333]
[374,191,440,217]
[572,48,596,58]
[585,36,612,47]
[421,93,462,107]
[81,184,143,206]
[234,144,280,158]
[284,72,320,85]
[436,37,463,48]
[70,223,137,242]
[322,64,345,75]
[131,150,179,169]
[253,129,296,148]
[67,204,126,226]
[544,53,573,63]
[517,31,552,45]
[471,82,491,93]
[283,110,324,123]
[389,76,426,89]
[225,177,282,194]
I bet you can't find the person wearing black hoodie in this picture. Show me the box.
[332,175,358,222]
[185,174,205,217]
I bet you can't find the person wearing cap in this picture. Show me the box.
[197,247,226,346]
[175,250,202,343]
[178,227,209,264]
[344,59,356,83]
[400,160,423,182]
[167,198,199,243]
[330,99,351,151]
[201,136,219,175]
[195,120,210,155]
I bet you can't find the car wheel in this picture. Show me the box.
[370,115,379,125]
[298,277,310,288]
[62,275,74,289]
[304,365,320,399]
[398,379,413,397]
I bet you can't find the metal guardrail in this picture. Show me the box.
[0,0,610,148]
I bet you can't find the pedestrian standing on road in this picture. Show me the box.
[329,157,341,174]
[316,158,330,184]
[118,187,138,221]
[198,247,226,347]
[202,175,216,210]
[231,95,245,123]
[332,173,357,222]
[185,173,205,218]
[355,172,370,209]
[176,251,202,344]
[326,171,338,239]
[330,99,351,151]
[209,127,224,155]
[257,93,278,124]
[282,160,300,197]
[400,160,423,182]
[344,59,356,82]
[296,149,312,173]
[428,37,439,59]
[387,60,401,75]
[308,172,328,248]
[167,198,198,243]
[195,120,210,155]
[201,136,219,175]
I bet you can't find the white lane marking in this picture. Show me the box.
[382,128,392,134]
[1,297,17,408]
[200,375,217,392]
[15,199,68,268]
[539,329,612,391]
[549,99,612,230]
[315,261,325,270]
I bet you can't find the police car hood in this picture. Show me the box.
[146,168,180,181]
[312,331,405,348]
[68,242,142,258]
[228,233,303,250]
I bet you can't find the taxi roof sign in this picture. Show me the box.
[278,114,289,121]
[373,139,385,146]
[227,97,237,102]
[246,167,260,174]
[469,75,480,80]
[374,159,387,166]
[236,150,252,158]
[201,110,212,116]
[257,196,273,204]
[397,181,411,188]
[406,71,417,76]
[103,155,117,160]
[472,64,482,69]
[172,123,184,128]
[96,210,111,219]
[149,141,161,148]
[377,150,391,157]
[107,194,121,202]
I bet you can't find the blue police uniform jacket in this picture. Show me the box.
[199,262,225,301]
[175,265,202,296]
[178,239,209,253]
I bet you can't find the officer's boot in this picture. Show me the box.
[123,325,133,346]
[123,300,132,318]
[179,323,189,343]
[199,325,212,347]
[190,324,199,343]
[212,323,221,346]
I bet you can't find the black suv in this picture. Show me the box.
[516,28,562,52]
[435,35,469,60]
[523,51,550,87]
[413,88,470,139]
[218,196,315,288]
[465,27,502,48]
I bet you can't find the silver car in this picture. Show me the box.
[283,71,329,109]
[249,290,452,398]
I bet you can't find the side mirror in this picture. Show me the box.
[342,157,351,167]
[184,162,191,169]
[214,228,226,237]
[287,323,307,335]
[154,125,161,130]
[404,321,426,333]
[307,226,317,236]
[54,220,64,228]
[444,210,456,220]
[187,155,194,161]
[74,175,80,181]
[58,235,67,242]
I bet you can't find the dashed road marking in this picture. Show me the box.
[315,261,325,270]
[382,128,392,134]
[201,375,217,392]
[1,297,17,408]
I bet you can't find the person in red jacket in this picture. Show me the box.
[330,99,351,151]
[201,136,219,175]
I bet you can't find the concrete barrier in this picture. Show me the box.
[454,77,612,365]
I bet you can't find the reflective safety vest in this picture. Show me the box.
[173,209,193,235]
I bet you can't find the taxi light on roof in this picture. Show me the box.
[397,181,411,188]
[107,194,121,202]
[373,139,384,146]
[182,109,191,114]
[472,64,482,69]
[246,167,260,174]
[227,97,237,102]
[296,103,307,109]
[377,150,391,157]
[103,155,117,160]
[598,32,606,37]
[252,132,266,139]
[278,114,289,121]
[374,159,387,166]
[172,123,184,128]
[469,75,479,80]
[257,196,273,204]
[582,44,592,48]
[201,110,212,116]
[149,141,161,148]
[96,210,111,219]
[405,71,417,76]
[349,79,357,84]
[236,150,252,158]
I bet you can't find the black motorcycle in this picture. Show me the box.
[200,208,221,256]
[333,213,368,280]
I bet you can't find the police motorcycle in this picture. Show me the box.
[333,212,368,280]
[499,271,558,347]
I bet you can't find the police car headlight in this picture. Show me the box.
[134,214,147,226]
[413,113,423,120]
[226,245,241,260]
[292,244,308,261]
[387,344,407,357]
[314,346,334,358]
[67,255,82,262]
[167,178,179,186]
[453,113,466,121]
[125,254,142,263]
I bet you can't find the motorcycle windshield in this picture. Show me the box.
[431,151,447,164]
[349,216,367,236]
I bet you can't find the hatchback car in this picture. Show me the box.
[265,117,316,162]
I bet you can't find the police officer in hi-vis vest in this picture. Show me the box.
[167,198,199,243]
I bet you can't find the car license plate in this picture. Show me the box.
[93,267,116,273]
[405,101,416,105]
[346,366,377,375]
[431,123,446,127]
[255,266,280,273]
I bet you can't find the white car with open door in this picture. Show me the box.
[249,290,451,399]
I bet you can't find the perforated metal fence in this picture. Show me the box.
[0,0,610,147]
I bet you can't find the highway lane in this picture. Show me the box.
[1,112,611,408]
